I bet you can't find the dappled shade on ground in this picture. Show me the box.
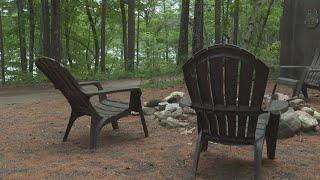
[1,81,320,179]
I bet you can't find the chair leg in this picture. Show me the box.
[271,83,278,100]
[139,110,149,137]
[292,88,298,97]
[301,85,308,99]
[293,83,303,97]
[254,136,265,180]
[266,136,277,160]
[90,118,99,149]
[111,121,119,130]
[266,114,280,160]
[63,113,78,142]
[192,131,204,177]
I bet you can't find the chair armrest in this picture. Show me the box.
[79,81,106,102]
[307,68,320,72]
[79,81,101,87]
[263,100,289,115]
[83,86,140,97]
[83,87,142,111]
[279,66,307,69]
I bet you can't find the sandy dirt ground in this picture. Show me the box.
[0,80,320,180]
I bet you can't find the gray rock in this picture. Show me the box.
[167,97,179,103]
[300,107,314,116]
[171,108,184,119]
[159,117,189,128]
[274,93,290,101]
[154,106,161,111]
[154,111,160,116]
[144,99,162,107]
[155,106,184,120]
[131,111,140,116]
[142,107,156,115]
[313,111,320,123]
[164,92,185,102]
[165,103,180,112]
[183,106,196,115]
[158,102,169,111]
[289,99,304,105]
[286,107,295,113]
[289,99,305,110]
[180,114,189,120]
[296,110,319,131]
[264,94,272,103]
[278,109,301,139]
[155,110,172,120]
[145,115,156,121]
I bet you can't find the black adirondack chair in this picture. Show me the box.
[35,57,148,149]
[272,48,320,99]
[183,45,287,179]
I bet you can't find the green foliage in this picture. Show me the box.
[0,0,284,85]
[256,41,281,66]
[2,72,47,86]
[143,78,184,89]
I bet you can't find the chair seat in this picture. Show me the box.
[204,113,269,145]
[94,100,130,118]
[277,77,299,87]
[305,78,320,88]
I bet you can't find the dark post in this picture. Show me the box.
[280,0,320,69]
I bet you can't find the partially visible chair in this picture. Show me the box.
[36,57,148,149]
[272,48,320,99]
[183,45,287,179]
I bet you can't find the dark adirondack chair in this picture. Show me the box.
[183,45,287,179]
[35,57,148,149]
[272,48,320,99]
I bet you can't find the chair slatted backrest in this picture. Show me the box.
[36,57,96,116]
[183,45,269,144]
[305,48,320,87]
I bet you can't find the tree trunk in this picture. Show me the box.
[163,0,169,61]
[100,0,107,72]
[0,10,5,84]
[222,0,231,43]
[221,0,224,43]
[64,0,73,66]
[85,1,100,71]
[28,0,35,73]
[86,25,91,70]
[17,0,28,72]
[243,0,263,49]
[177,0,190,65]
[41,0,51,57]
[120,0,128,70]
[51,0,61,61]
[215,0,222,44]
[192,0,204,54]
[254,0,275,53]
[127,0,135,72]
[233,0,240,45]
[39,1,43,56]
[144,11,151,62]
[136,7,140,69]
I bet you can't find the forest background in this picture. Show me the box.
[0,0,281,85]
